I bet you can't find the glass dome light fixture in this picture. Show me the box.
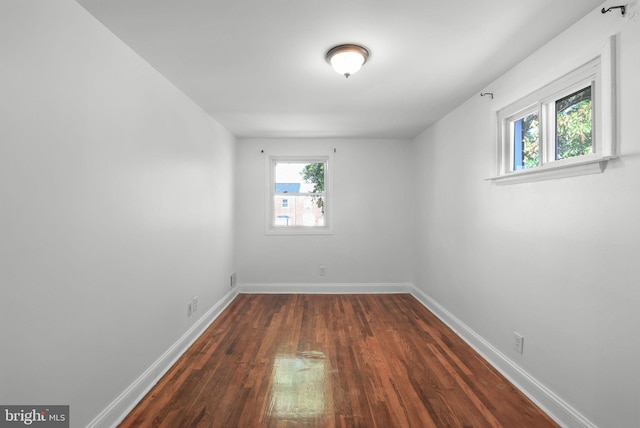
[326,44,370,78]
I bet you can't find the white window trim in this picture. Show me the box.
[265,155,333,235]
[488,35,616,184]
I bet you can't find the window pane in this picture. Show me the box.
[274,195,325,227]
[513,112,539,170]
[556,86,592,160]
[274,162,324,194]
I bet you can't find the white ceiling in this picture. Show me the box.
[76,0,605,139]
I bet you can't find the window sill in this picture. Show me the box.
[265,226,333,236]
[487,156,615,185]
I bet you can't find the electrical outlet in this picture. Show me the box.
[319,266,326,276]
[192,296,198,313]
[514,332,524,354]
[187,302,193,317]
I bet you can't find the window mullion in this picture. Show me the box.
[540,101,549,166]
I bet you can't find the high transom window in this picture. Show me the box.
[493,36,615,184]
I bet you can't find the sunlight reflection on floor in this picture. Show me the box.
[268,351,327,422]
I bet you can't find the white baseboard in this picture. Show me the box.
[86,289,239,428]
[238,282,413,294]
[408,284,597,428]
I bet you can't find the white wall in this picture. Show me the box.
[411,2,640,427]
[235,138,412,286]
[0,1,235,427]
[4,1,637,427]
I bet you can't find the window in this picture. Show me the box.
[505,83,593,172]
[492,36,616,183]
[267,156,331,234]
[555,86,592,160]
[512,110,539,171]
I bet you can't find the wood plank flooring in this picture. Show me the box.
[119,294,558,427]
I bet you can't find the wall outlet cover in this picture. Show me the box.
[514,332,524,354]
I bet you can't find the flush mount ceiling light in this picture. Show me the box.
[326,44,370,78]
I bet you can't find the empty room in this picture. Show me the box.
[1,1,639,427]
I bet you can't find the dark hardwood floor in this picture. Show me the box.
[119,294,558,427]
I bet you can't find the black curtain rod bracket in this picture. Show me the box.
[601,5,626,16]
[480,92,494,99]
